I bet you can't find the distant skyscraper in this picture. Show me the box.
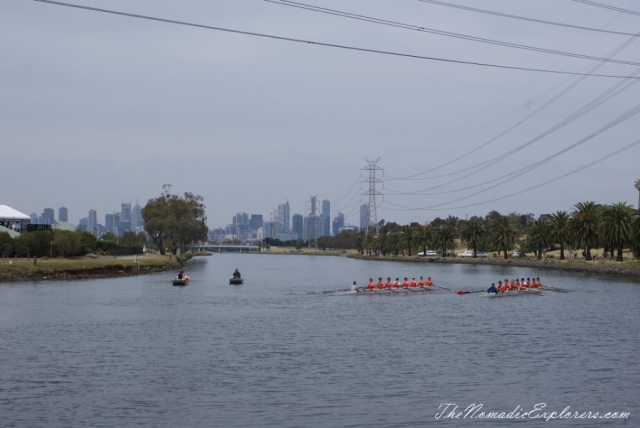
[119,203,131,236]
[320,199,330,237]
[292,214,303,239]
[39,208,55,225]
[359,204,369,230]
[78,217,88,232]
[277,201,290,233]
[88,209,98,235]
[250,214,263,230]
[59,207,68,223]
[332,212,345,236]
[30,213,38,224]
[131,201,143,232]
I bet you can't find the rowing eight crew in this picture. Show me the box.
[487,277,543,294]
[353,276,434,292]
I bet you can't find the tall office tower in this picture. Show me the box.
[277,201,290,233]
[359,204,369,230]
[40,208,55,225]
[78,217,88,232]
[234,213,249,240]
[59,207,68,223]
[131,201,143,232]
[292,214,303,240]
[250,214,263,231]
[263,221,275,239]
[320,199,330,237]
[30,213,38,224]
[332,212,345,236]
[88,209,98,235]
[105,214,115,235]
[119,203,131,236]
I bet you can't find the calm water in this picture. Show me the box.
[0,254,638,427]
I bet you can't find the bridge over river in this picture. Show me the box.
[191,244,259,253]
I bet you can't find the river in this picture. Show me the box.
[0,254,638,427]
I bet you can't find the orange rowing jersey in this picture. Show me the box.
[376,280,384,289]
[402,280,409,288]
[365,281,374,291]
[384,280,391,289]
[418,279,424,287]
[410,279,417,288]
[497,284,504,293]
[426,279,433,286]
[393,280,400,289]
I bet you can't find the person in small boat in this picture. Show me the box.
[232,269,241,279]
[177,270,185,280]
[487,283,498,294]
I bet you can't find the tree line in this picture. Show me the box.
[302,201,640,262]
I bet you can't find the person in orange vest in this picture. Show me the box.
[365,278,375,291]
[384,277,392,289]
[536,277,542,288]
[418,276,425,287]
[392,278,400,289]
[497,281,504,293]
[425,277,433,287]
[401,277,409,288]
[376,277,384,290]
[409,277,417,288]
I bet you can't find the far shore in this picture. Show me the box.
[0,253,186,283]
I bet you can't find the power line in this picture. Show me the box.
[572,0,640,16]
[266,0,640,67]
[32,0,640,80]
[380,137,640,211]
[417,0,640,36]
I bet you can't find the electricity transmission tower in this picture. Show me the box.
[362,157,383,237]
[308,195,318,249]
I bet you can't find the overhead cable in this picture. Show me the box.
[572,0,640,16]
[32,0,640,80]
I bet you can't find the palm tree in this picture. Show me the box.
[460,217,485,258]
[388,233,401,256]
[489,216,519,259]
[376,233,389,256]
[355,235,365,256]
[568,201,600,260]
[599,202,634,261]
[399,225,418,256]
[434,226,456,257]
[549,211,570,260]
[526,217,551,260]
[416,224,434,255]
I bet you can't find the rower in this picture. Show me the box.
[418,276,424,287]
[376,277,384,290]
[177,270,185,280]
[384,277,392,289]
[487,282,498,294]
[536,277,542,288]
[409,277,417,288]
[365,278,375,291]
[425,277,433,287]
[393,278,400,289]
[497,281,504,293]
[401,277,409,289]
[526,277,531,288]
[232,269,241,279]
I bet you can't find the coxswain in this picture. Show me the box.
[401,277,409,289]
[393,278,400,289]
[376,277,384,290]
[409,277,417,288]
[365,278,375,291]
[350,281,358,292]
[232,269,241,279]
[384,277,392,289]
[425,277,433,287]
[487,282,499,294]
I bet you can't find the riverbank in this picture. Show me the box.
[348,254,640,279]
[0,253,187,283]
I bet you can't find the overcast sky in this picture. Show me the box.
[2,0,640,228]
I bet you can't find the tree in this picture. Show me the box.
[434,226,456,257]
[399,225,417,256]
[416,224,434,256]
[460,217,485,258]
[599,202,634,261]
[526,217,551,260]
[549,211,570,260]
[142,186,208,255]
[635,179,640,210]
[0,232,13,258]
[489,216,519,259]
[568,201,600,261]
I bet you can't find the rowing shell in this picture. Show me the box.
[332,287,436,295]
[480,290,542,298]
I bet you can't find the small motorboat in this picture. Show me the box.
[173,276,189,286]
[229,277,243,285]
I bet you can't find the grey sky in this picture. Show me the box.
[2,0,639,229]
